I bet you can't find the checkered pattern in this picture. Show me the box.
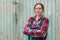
[23,16,49,40]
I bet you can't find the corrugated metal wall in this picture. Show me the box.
[0,0,57,40]
[56,0,60,40]
[0,0,15,40]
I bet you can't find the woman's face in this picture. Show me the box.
[34,5,43,16]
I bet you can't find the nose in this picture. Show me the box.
[37,8,40,11]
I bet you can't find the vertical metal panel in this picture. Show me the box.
[47,0,52,40]
[56,0,60,40]
[0,0,15,40]
[51,0,56,40]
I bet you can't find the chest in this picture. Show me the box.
[32,20,41,27]
[30,17,45,30]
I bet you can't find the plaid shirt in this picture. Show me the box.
[23,16,49,40]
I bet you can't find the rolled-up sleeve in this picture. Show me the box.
[23,17,34,35]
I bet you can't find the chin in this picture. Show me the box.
[36,14,42,16]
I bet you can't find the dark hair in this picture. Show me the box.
[34,3,44,12]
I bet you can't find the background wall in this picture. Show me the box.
[0,0,15,40]
[56,0,60,40]
[0,0,59,40]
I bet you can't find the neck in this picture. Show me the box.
[35,15,43,22]
[36,15,43,18]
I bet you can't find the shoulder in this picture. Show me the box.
[44,17,49,21]
[28,16,34,22]
[44,17,49,23]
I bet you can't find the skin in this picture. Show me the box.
[34,4,43,17]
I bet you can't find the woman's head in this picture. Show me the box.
[34,3,44,16]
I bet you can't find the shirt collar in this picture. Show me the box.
[34,15,44,22]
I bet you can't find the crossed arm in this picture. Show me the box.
[23,17,49,37]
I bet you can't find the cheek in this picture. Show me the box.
[35,9,43,12]
[35,10,42,14]
[40,9,43,12]
[34,10,37,13]
[34,10,39,12]
[34,9,43,13]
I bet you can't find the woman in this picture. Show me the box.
[23,3,49,40]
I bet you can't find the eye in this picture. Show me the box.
[35,8,38,9]
[39,8,42,9]
[35,8,42,10]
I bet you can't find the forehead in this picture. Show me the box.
[35,5,42,8]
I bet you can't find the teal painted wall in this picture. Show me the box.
[56,0,60,40]
[0,0,15,40]
[0,0,56,40]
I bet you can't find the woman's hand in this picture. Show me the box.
[37,30,41,32]
[26,27,30,31]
